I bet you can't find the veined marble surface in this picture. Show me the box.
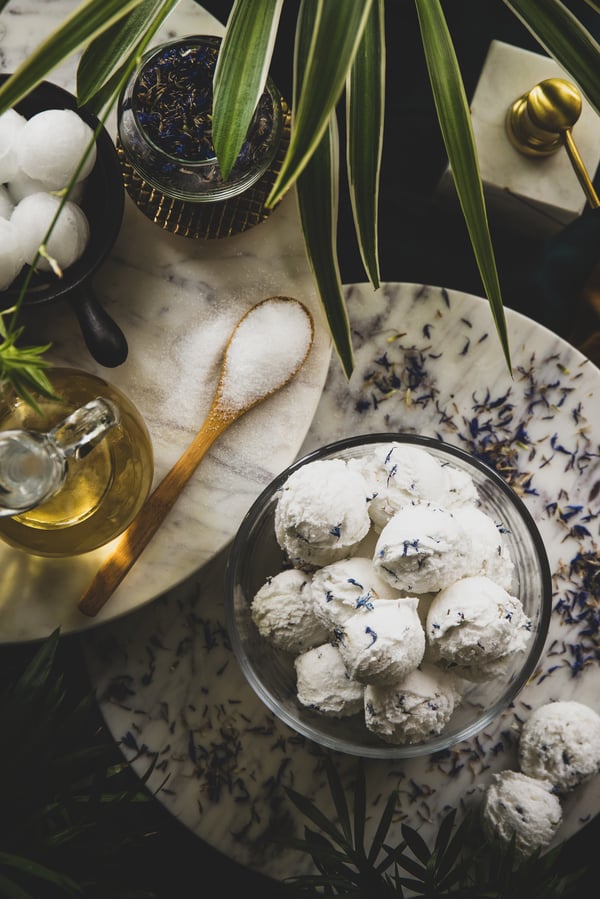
[0,0,332,642]
[84,283,600,882]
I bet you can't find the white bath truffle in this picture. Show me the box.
[8,169,86,205]
[295,642,364,717]
[426,575,532,681]
[349,442,449,532]
[251,568,327,654]
[17,108,97,190]
[274,458,371,568]
[518,700,600,793]
[0,108,27,182]
[0,185,14,218]
[481,771,562,857]
[451,504,515,590]
[337,597,425,685]
[0,218,25,290]
[11,192,90,271]
[440,463,479,508]
[364,663,463,743]
[373,502,471,593]
[311,556,399,629]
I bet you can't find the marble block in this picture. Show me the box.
[437,40,600,236]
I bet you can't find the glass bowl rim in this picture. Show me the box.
[225,431,553,759]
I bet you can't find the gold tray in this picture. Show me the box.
[117,101,291,240]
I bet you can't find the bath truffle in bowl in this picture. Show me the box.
[426,575,532,681]
[274,458,370,568]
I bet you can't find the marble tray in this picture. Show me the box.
[0,0,332,643]
[83,282,600,882]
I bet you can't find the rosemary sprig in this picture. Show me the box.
[0,308,58,414]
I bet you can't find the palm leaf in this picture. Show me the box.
[0,853,81,895]
[77,0,179,107]
[0,872,34,899]
[212,0,283,180]
[352,759,367,860]
[369,792,396,864]
[284,786,349,848]
[268,0,373,207]
[414,0,511,372]
[401,821,431,866]
[346,0,385,289]
[324,755,354,846]
[505,0,600,115]
[0,0,143,114]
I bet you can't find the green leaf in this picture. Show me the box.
[11,628,60,696]
[401,822,431,866]
[296,109,354,378]
[368,791,396,866]
[0,317,58,414]
[415,0,511,372]
[0,872,34,899]
[284,787,349,849]
[0,852,81,895]
[0,0,144,115]
[77,0,178,107]
[324,755,353,847]
[346,0,385,289]
[213,0,283,180]
[352,759,367,859]
[433,807,456,858]
[505,0,600,116]
[268,0,373,207]
[290,0,353,378]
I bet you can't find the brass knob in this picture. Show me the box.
[506,77,599,209]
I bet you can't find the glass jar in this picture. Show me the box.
[117,35,283,202]
[0,368,154,556]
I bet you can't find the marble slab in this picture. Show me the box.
[83,283,600,883]
[436,39,600,238]
[0,0,332,643]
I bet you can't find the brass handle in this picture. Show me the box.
[506,77,599,209]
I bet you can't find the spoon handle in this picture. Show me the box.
[77,407,233,618]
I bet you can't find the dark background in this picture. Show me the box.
[2,1,599,896]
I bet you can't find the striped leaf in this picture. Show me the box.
[346,0,385,289]
[77,0,179,108]
[212,0,283,180]
[268,0,373,208]
[0,0,143,114]
[504,0,600,115]
[415,0,511,370]
[294,0,353,378]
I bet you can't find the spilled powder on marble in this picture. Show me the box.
[217,297,313,412]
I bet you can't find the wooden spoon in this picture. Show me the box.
[78,296,314,618]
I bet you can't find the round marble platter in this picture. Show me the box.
[0,0,332,644]
[83,282,600,883]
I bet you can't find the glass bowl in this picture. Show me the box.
[225,433,552,759]
[117,35,283,202]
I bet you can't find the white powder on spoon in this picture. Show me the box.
[216,297,314,413]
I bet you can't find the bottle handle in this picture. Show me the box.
[0,398,120,516]
[49,398,120,459]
